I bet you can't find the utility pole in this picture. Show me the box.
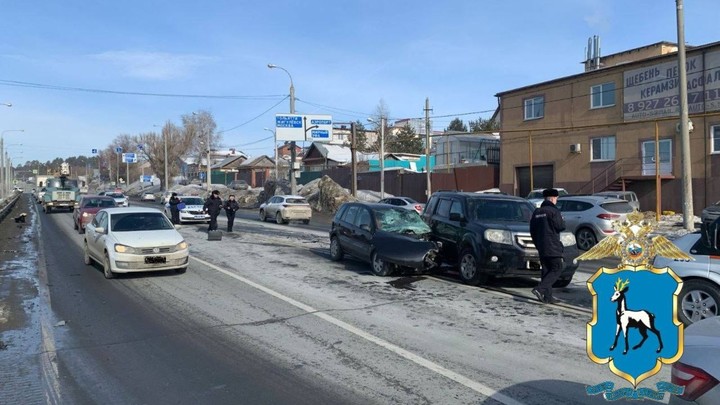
[676,0,694,231]
[424,97,432,199]
[164,127,169,192]
[380,117,385,199]
[289,84,297,195]
[350,122,357,197]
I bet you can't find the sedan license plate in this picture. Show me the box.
[194,215,206,219]
[145,256,167,264]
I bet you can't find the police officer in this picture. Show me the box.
[203,190,223,232]
[224,194,240,232]
[529,188,566,304]
[168,192,181,225]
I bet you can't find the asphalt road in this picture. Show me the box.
[1,194,667,405]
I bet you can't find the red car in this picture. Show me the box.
[73,195,117,234]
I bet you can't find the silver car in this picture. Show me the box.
[378,197,425,215]
[593,190,640,211]
[653,232,720,325]
[555,195,634,250]
[259,195,312,224]
[669,317,720,404]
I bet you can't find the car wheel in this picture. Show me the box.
[45,206,51,214]
[371,250,394,277]
[329,236,344,261]
[576,228,597,251]
[678,279,720,325]
[553,277,572,288]
[302,219,310,225]
[103,253,115,279]
[259,210,266,221]
[458,248,488,286]
[78,223,85,234]
[276,212,285,225]
[83,242,92,265]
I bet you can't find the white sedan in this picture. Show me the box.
[259,195,312,224]
[164,196,210,223]
[141,192,156,202]
[106,192,130,207]
[83,207,189,279]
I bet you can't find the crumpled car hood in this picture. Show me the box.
[372,231,439,270]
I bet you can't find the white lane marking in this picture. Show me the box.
[191,256,526,405]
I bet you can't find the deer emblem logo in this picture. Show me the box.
[609,278,663,355]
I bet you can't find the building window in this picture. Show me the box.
[712,125,720,154]
[524,96,544,120]
[591,136,616,161]
[590,82,615,108]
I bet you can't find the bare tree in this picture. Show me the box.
[181,110,221,166]
[137,121,196,190]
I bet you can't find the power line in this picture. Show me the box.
[0,79,285,100]
[217,96,290,134]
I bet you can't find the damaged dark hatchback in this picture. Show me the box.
[329,202,441,276]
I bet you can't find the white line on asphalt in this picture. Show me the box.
[191,256,527,405]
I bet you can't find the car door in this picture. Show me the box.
[337,205,360,256]
[86,211,106,259]
[352,207,375,261]
[430,198,461,262]
[557,199,582,233]
[268,196,281,217]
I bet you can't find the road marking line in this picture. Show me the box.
[191,256,526,405]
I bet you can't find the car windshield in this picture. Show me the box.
[373,206,431,234]
[83,198,115,208]
[600,201,634,213]
[181,197,204,205]
[286,198,307,204]
[468,198,535,222]
[401,197,418,204]
[111,212,174,232]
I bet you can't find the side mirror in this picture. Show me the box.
[174,224,182,230]
[360,224,371,232]
[449,212,464,222]
[95,227,105,234]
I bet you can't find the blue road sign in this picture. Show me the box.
[137,144,144,150]
[122,153,137,163]
[276,115,303,128]
[115,147,123,153]
[91,148,98,154]
[199,172,206,180]
[142,175,152,182]
[311,129,329,139]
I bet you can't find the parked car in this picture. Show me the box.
[378,197,425,214]
[652,225,720,326]
[228,180,251,190]
[82,207,189,279]
[329,202,441,276]
[593,190,640,211]
[35,187,47,204]
[259,195,312,224]
[73,195,117,234]
[106,192,129,207]
[527,187,569,207]
[555,195,634,251]
[160,191,174,205]
[701,200,720,228]
[164,196,209,223]
[422,191,579,286]
[141,192,156,202]
[669,316,720,404]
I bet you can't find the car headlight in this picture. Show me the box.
[175,241,188,251]
[484,229,513,245]
[560,232,577,247]
[114,244,139,254]
[82,212,89,217]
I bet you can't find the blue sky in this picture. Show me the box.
[1,0,718,164]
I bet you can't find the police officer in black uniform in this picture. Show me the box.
[203,190,223,232]
[168,192,181,225]
[529,188,566,304]
[224,194,240,232]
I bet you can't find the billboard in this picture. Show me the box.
[623,49,720,121]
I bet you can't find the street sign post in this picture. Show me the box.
[91,148,98,154]
[275,114,333,142]
[122,153,137,163]
[115,147,123,153]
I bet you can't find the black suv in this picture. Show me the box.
[421,191,579,286]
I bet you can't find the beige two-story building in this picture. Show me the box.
[496,40,720,213]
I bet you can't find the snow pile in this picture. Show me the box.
[305,175,357,213]
[646,212,702,240]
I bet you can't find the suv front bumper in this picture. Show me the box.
[479,243,579,278]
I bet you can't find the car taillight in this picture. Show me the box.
[672,361,719,401]
[597,213,621,220]
[414,204,423,212]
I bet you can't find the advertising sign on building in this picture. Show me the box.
[623,49,720,121]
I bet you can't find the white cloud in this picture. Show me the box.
[92,50,216,80]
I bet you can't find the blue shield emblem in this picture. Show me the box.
[587,265,684,387]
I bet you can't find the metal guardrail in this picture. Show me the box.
[0,192,22,222]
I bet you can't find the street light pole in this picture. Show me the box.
[676,0,694,231]
[264,127,278,180]
[268,63,297,195]
[1,129,23,199]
